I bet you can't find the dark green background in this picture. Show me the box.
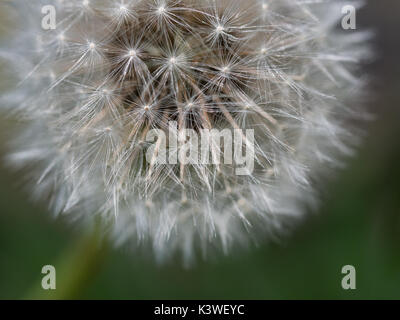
[0,1,399,299]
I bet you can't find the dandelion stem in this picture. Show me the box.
[25,223,108,300]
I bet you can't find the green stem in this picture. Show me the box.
[25,224,109,300]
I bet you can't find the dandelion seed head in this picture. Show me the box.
[0,0,371,264]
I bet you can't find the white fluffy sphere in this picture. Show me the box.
[0,0,371,263]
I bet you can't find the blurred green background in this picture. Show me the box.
[0,1,399,300]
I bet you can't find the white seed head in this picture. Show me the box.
[0,0,371,263]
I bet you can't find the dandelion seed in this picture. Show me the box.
[169,57,177,65]
[128,50,137,57]
[216,24,224,34]
[157,6,166,15]
[221,66,230,73]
